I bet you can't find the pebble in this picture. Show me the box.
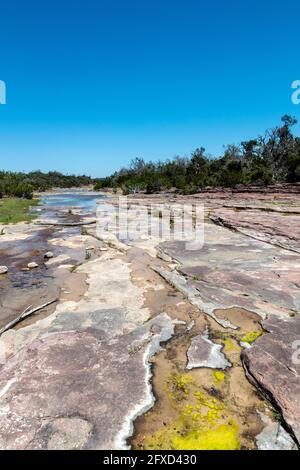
[0,266,8,274]
[44,251,54,259]
[27,262,39,269]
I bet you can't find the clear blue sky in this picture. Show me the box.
[0,0,300,177]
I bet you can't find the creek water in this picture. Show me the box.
[39,190,107,212]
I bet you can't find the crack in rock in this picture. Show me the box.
[153,265,238,329]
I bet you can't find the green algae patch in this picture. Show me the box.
[241,331,262,345]
[213,370,225,383]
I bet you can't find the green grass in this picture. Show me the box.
[0,198,39,224]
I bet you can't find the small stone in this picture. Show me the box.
[44,251,54,259]
[0,266,8,274]
[100,247,108,251]
[27,262,39,269]
[86,246,95,251]
[186,328,231,370]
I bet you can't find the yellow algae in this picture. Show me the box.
[193,391,223,411]
[143,424,175,450]
[143,415,240,450]
[224,338,240,353]
[213,370,225,382]
[183,405,220,425]
[166,373,193,400]
[181,391,224,426]
[172,422,240,450]
[241,331,262,344]
[143,374,241,450]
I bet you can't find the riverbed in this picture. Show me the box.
[0,188,299,450]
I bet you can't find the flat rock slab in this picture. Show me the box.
[186,329,231,370]
[210,208,300,253]
[242,315,300,444]
[161,224,300,318]
[0,254,176,450]
[222,202,300,214]
[0,312,174,449]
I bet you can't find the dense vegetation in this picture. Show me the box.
[0,171,93,199]
[94,115,300,194]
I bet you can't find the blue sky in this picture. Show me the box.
[0,0,300,177]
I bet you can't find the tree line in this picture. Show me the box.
[94,115,300,194]
[1,115,300,199]
[0,171,93,199]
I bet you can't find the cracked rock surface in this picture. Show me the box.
[243,315,300,444]
[0,312,175,449]
[1,191,300,450]
[160,223,300,318]
[210,207,300,253]
[0,234,176,449]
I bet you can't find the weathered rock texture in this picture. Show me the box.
[243,315,300,444]
[0,248,176,449]
[0,312,174,449]
[186,329,231,370]
[160,223,300,319]
[210,207,300,253]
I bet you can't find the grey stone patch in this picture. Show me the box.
[256,413,297,450]
[240,341,251,349]
[156,248,173,262]
[40,417,93,450]
[186,328,231,370]
[46,308,133,340]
